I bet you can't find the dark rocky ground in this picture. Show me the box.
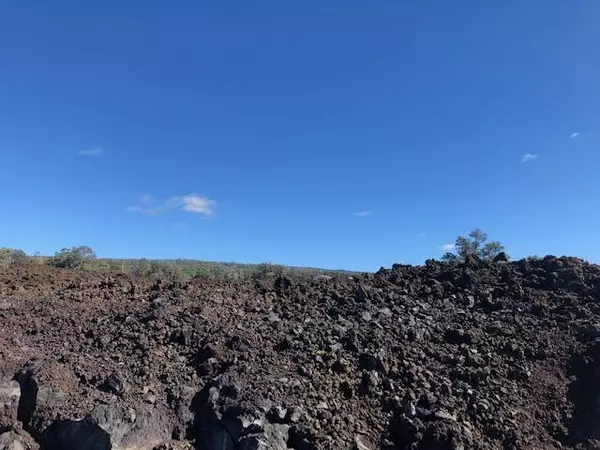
[1,255,600,449]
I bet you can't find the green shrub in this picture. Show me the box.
[441,229,507,263]
[50,246,97,269]
[129,259,185,281]
[0,248,28,267]
[252,262,284,279]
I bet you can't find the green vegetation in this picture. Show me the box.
[441,229,507,262]
[0,247,27,267]
[2,233,508,280]
[0,245,347,281]
[116,259,300,281]
[251,262,284,279]
[50,246,97,269]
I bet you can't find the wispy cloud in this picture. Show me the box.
[570,132,579,139]
[78,146,103,157]
[418,232,427,238]
[126,202,168,215]
[127,193,216,216]
[180,194,216,215]
[353,211,372,217]
[521,153,539,163]
[440,243,456,252]
[126,196,173,215]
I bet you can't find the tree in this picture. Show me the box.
[51,246,97,269]
[252,262,284,280]
[441,252,459,263]
[441,229,507,262]
[480,241,505,261]
[0,248,28,267]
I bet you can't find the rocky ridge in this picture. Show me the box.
[1,255,600,449]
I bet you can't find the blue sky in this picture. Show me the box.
[1,1,599,271]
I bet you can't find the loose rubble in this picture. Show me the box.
[0,256,600,449]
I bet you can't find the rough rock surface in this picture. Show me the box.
[0,430,38,450]
[1,256,600,449]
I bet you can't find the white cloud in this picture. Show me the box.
[78,147,103,157]
[180,194,216,215]
[127,193,216,216]
[521,153,539,163]
[440,243,456,252]
[570,132,579,139]
[353,211,372,217]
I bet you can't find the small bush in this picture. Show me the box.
[130,259,153,277]
[51,246,97,269]
[129,259,186,281]
[0,248,28,267]
[252,262,284,279]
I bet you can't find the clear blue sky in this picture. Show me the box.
[1,1,598,271]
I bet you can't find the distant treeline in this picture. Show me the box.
[0,246,357,281]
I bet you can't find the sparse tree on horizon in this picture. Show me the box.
[50,246,97,269]
[441,229,507,262]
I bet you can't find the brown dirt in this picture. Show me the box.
[1,256,600,449]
